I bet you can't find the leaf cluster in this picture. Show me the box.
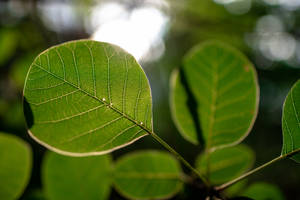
[1,39,299,200]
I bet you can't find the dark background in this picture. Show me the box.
[0,0,300,199]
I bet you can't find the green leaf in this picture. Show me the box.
[281,80,300,162]
[0,28,18,66]
[242,182,285,200]
[195,145,254,184]
[11,52,38,89]
[23,40,153,156]
[42,152,112,200]
[223,180,247,198]
[0,133,32,200]
[182,41,259,150]
[170,68,199,144]
[114,150,183,200]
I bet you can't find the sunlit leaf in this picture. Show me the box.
[170,68,199,144]
[242,182,285,200]
[0,133,32,200]
[182,41,259,150]
[23,40,152,156]
[281,80,300,162]
[42,152,112,200]
[195,145,254,184]
[114,150,183,200]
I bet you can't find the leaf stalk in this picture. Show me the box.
[215,148,300,191]
[150,132,209,186]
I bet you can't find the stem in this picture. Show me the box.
[150,132,209,186]
[215,148,300,191]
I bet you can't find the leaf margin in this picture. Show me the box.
[113,150,183,200]
[183,40,260,151]
[23,39,153,157]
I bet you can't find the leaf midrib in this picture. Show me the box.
[115,172,180,179]
[206,61,219,151]
[30,63,152,135]
[209,156,249,172]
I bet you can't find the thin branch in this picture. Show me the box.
[150,132,210,187]
[215,148,300,191]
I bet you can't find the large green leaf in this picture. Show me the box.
[42,152,112,200]
[281,80,300,162]
[0,133,32,200]
[23,40,152,156]
[195,145,254,184]
[242,182,285,200]
[181,42,259,150]
[114,150,183,200]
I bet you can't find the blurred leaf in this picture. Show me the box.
[182,41,259,150]
[195,145,254,184]
[176,0,230,21]
[2,101,25,128]
[10,52,38,89]
[170,68,199,144]
[242,182,285,200]
[223,180,247,198]
[0,132,32,200]
[0,28,18,66]
[0,99,8,117]
[229,197,253,200]
[23,40,152,156]
[114,150,183,200]
[42,152,112,200]
[281,80,300,162]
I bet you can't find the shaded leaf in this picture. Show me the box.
[23,40,152,156]
[2,101,25,128]
[242,182,285,200]
[195,145,254,184]
[170,68,199,144]
[42,152,112,200]
[182,41,259,150]
[23,189,46,200]
[11,52,38,89]
[281,80,300,162]
[0,133,32,200]
[114,150,183,200]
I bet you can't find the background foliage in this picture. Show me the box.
[0,0,300,199]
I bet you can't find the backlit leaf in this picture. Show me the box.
[195,145,254,184]
[242,182,285,200]
[114,150,183,200]
[224,180,247,198]
[23,40,152,156]
[281,80,300,162]
[170,68,199,144]
[0,133,32,200]
[182,42,259,150]
[42,152,112,200]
